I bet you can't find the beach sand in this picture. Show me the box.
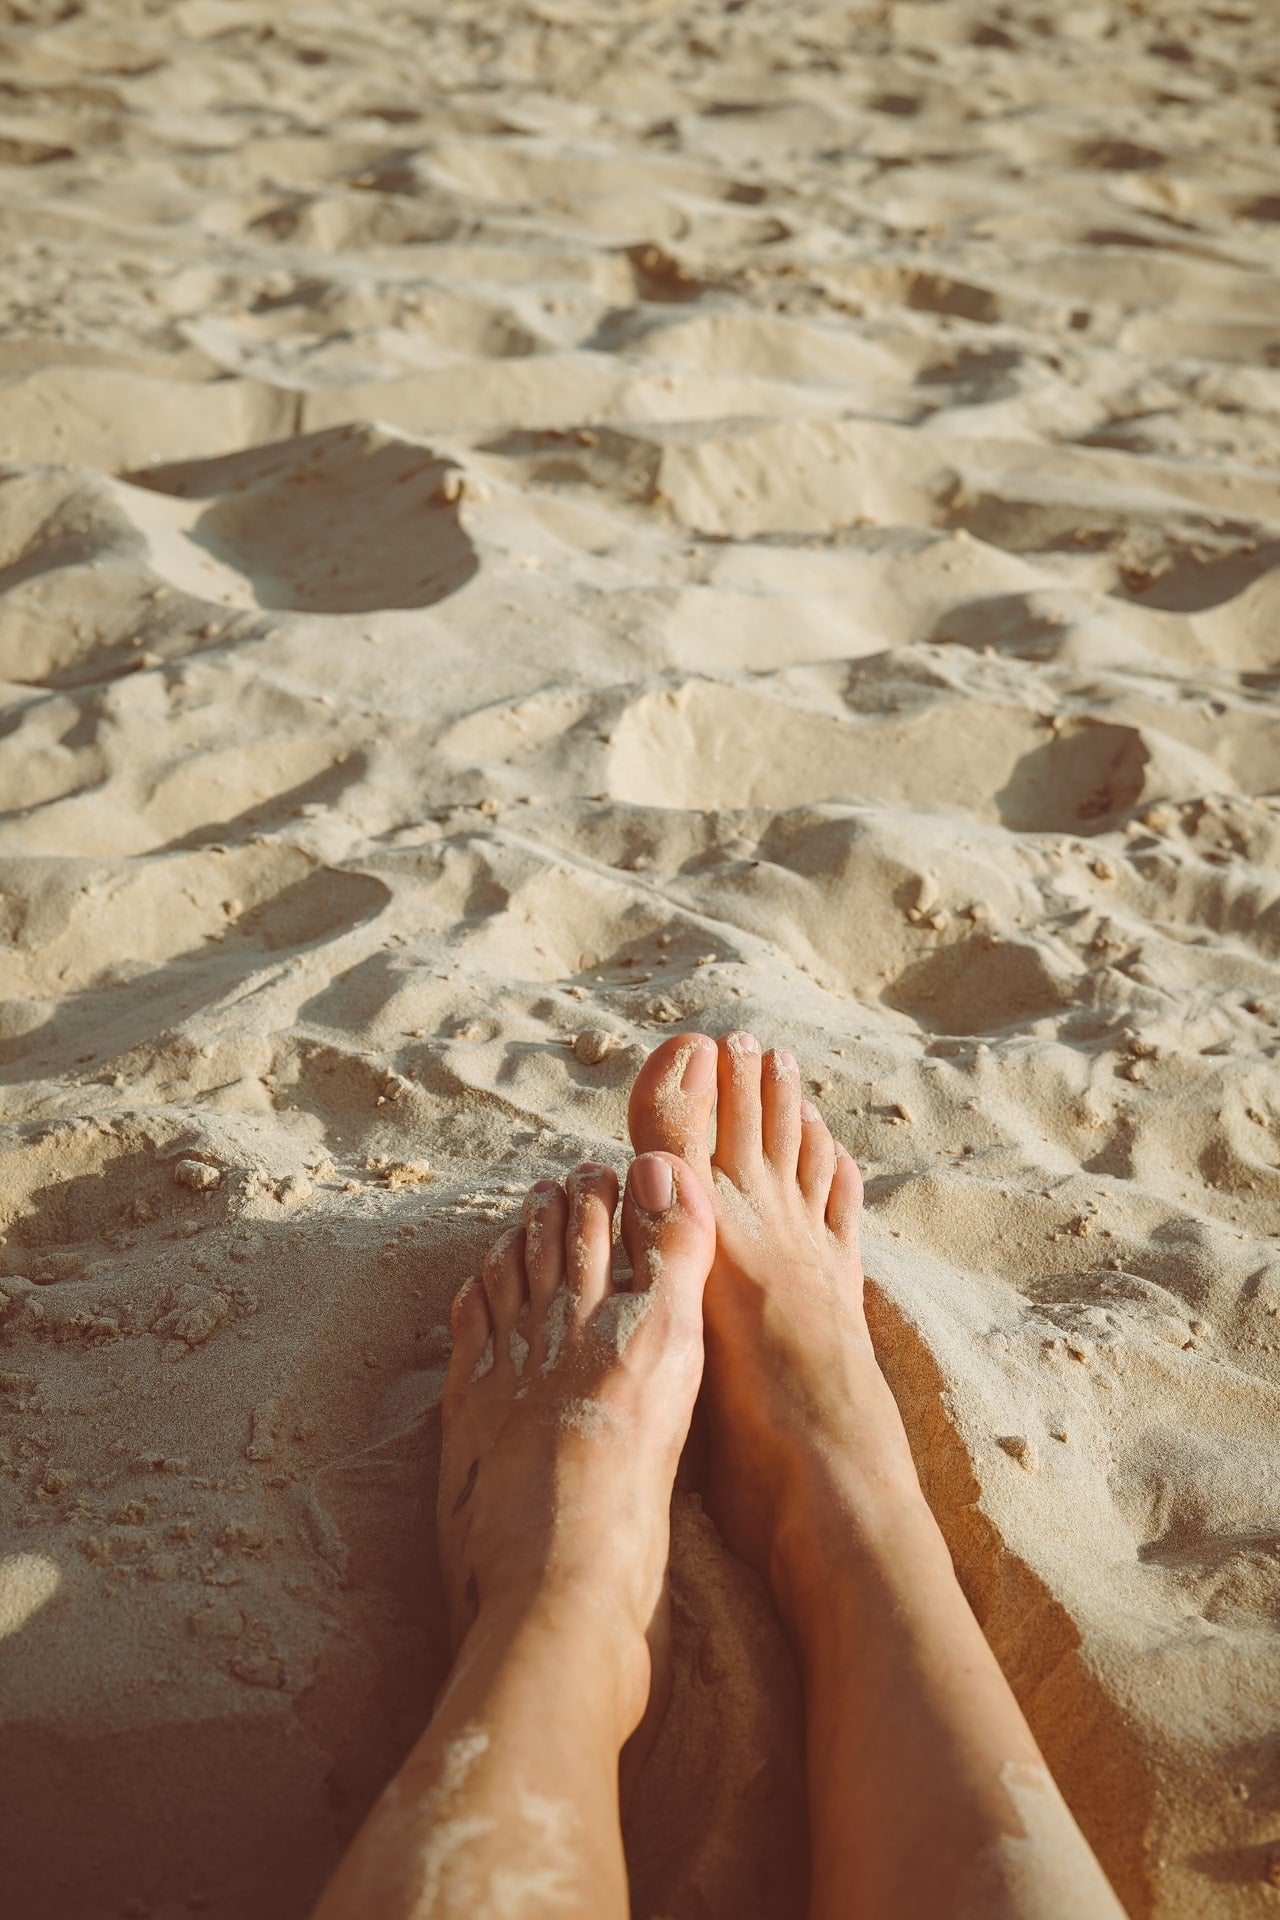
[1,0,1279,1913]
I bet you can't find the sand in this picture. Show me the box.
[1,0,1278,1912]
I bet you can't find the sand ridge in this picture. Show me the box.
[1,0,1279,1914]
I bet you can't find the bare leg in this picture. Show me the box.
[312,1153,715,1920]
[630,1033,1126,1920]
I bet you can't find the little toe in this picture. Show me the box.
[761,1048,802,1176]
[481,1225,528,1345]
[522,1180,567,1313]
[565,1162,620,1315]
[445,1275,492,1398]
[627,1032,717,1181]
[712,1031,764,1184]
[797,1098,837,1212]
[826,1147,864,1246]
[617,1152,715,1347]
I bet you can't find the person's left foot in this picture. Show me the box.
[437,1152,716,1750]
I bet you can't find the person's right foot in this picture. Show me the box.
[628,1031,928,1633]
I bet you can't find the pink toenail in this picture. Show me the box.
[631,1155,674,1212]
[781,1050,798,1072]
[801,1099,820,1122]
[532,1180,557,1192]
[681,1042,716,1094]
[576,1161,605,1175]
[731,1031,760,1054]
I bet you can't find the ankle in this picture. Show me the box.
[461,1580,653,1744]
[769,1460,945,1653]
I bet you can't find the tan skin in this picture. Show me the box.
[314,1035,1125,1920]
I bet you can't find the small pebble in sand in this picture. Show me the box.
[911,872,940,917]
[174,1159,221,1192]
[574,1028,621,1065]
[379,1160,434,1187]
[151,1284,229,1347]
[245,1401,278,1462]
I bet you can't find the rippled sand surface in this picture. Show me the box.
[2,2,1279,1914]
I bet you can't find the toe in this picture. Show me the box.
[481,1225,528,1343]
[617,1152,715,1346]
[761,1048,802,1176]
[712,1031,764,1184]
[627,1032,717,1180]
[826,1147,864,1245]
[797,1098,837,1212]
[522,1180,567,1313]
[440,1279,495,1522]
[565,1162,619,1315]
[445,1275,492,1397]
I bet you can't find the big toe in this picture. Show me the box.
[627,1033,717,1176]
[616,1153,715,1346]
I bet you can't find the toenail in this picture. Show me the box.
[630,1155,674,1212]
[781,1050,798,1072]
[681,1042,716,1094]
[532,1179,557,1193]
[576,1161,605,1176]
[731,1031,760,1054]
[801,1099,820,1122]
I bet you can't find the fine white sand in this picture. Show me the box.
[2,0,1279,1914]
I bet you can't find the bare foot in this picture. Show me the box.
[314,1154,717,1920]
[628,1031,924,1630]
[631,1039,1128,1920]
[438,1152,715,1748]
